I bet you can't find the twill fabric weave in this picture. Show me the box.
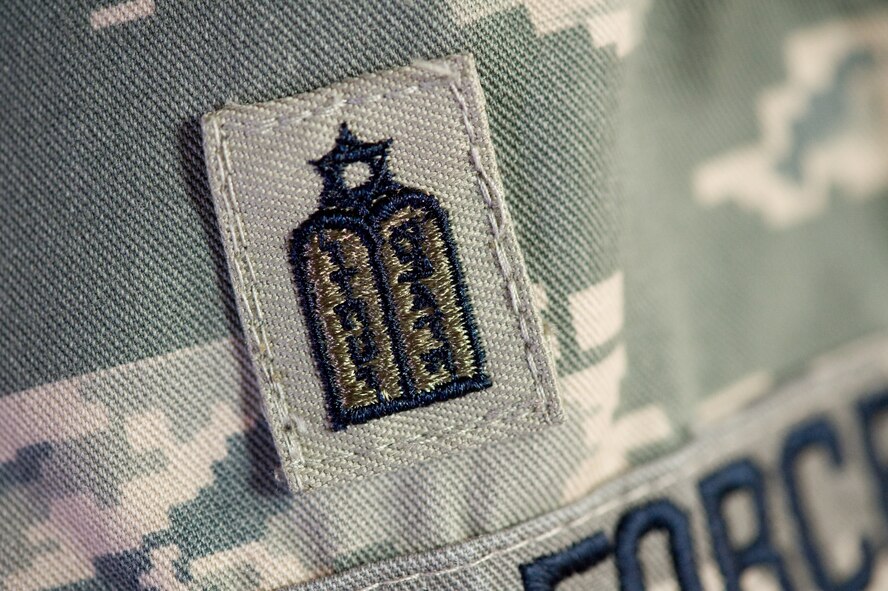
[3,0,888,589]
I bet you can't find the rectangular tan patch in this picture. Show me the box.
[201,55,562,491]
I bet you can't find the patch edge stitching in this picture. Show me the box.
[209,54,560,486]
[207,115,308,487]
[445,60,555,413]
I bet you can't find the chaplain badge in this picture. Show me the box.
[290,123,491,430]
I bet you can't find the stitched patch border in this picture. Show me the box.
[202,54,562,490]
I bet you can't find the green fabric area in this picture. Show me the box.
[0,0,614,396]
[146,427,291,578]
[617,0,888,420]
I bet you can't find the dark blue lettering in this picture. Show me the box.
[781,418,873,591]
[858,390,888,525]
[615,499,703,591]
[520,532,611,591]
[699,458,794,590]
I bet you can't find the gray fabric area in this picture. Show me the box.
[2,0,888,589]
[293,336,888,590]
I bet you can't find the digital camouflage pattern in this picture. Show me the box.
[2,0,888,589]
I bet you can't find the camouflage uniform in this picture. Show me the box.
[3,0,888,589]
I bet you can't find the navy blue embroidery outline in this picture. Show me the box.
[289,123,490,430]
[781,417,874,591]
[857,389,888,525]
[615,499,704,591]
[699,459,795,591]
[519,532,611,591]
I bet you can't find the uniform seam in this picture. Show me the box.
[347,362,869,591]
[351,472,687,590]
[211,116,306,482]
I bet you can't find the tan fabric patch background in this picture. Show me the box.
[201,55,562,491]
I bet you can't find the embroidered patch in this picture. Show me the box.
[290,123,491,429]
[202,55,562,490]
